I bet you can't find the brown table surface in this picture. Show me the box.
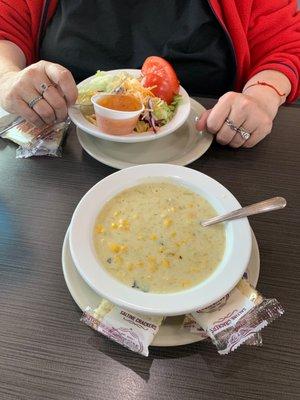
[0,98,299,400]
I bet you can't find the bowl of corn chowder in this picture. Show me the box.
[69,164,252,316]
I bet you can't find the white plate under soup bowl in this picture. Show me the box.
[69,164,252,316]
[68,69,191,143]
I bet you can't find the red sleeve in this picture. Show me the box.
[0,0,41,64]
[247,0,300,102]
[0,0,57,65]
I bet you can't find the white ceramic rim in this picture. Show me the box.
[68,69,191,143]
[69,164,252,316]
[76,98,213,170]
[62,227,260,347]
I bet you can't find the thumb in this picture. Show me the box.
[196,109,212,132]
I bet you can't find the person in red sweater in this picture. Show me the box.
[0,0,299,148]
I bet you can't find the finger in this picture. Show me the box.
[196,109,211,131]
[229,132,248,148]
[23,89,56,125]
[42,86,68,122]
[31,74,68,122]
[15,99,45,127]
[242,113,273,148]
[229,120,257,149]
[216,110,247,146]
[32,98,56,125]
[44,62,78,105]
[205,94,233,134]
[242,127,271,148]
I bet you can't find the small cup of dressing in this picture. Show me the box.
[91,93,144,136]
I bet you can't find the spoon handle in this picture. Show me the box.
[201,197,287,227]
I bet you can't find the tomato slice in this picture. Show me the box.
[141,56,180,104]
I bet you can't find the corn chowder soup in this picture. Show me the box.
[93,181,225,293]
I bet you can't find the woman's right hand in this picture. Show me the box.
[0,60,78,127]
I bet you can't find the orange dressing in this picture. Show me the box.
[98,94,142,112]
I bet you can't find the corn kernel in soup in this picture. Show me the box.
[93,181,225,294]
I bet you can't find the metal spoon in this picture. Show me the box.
[201,197,287,227]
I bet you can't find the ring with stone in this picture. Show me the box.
[225,118,251,140]
[40,82,54,95]
[237,126,251,140]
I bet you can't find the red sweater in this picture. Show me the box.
[0,0,299,101]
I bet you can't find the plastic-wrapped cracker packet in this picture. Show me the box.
[0,113,70,158]
[191,279,283,355]
[182,314,262,346]
[183,270,262,346]
[182,314,209,338]
[81,299,163,356]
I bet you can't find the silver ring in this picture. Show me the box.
[40,83,54,95]
[237,127,251,140]
[225,118,251,140]
[28,95,43,109]
[225,118,238,132]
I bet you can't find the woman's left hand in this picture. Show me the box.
[196,91,279,148]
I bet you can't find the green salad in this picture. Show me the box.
[78,71,182,133]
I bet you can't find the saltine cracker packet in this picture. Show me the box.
[191,279,284,354]
[81,300,163,356]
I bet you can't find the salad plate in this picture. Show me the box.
[68,68,191,143]
[77,98,213,169]
[62,227,260,347]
